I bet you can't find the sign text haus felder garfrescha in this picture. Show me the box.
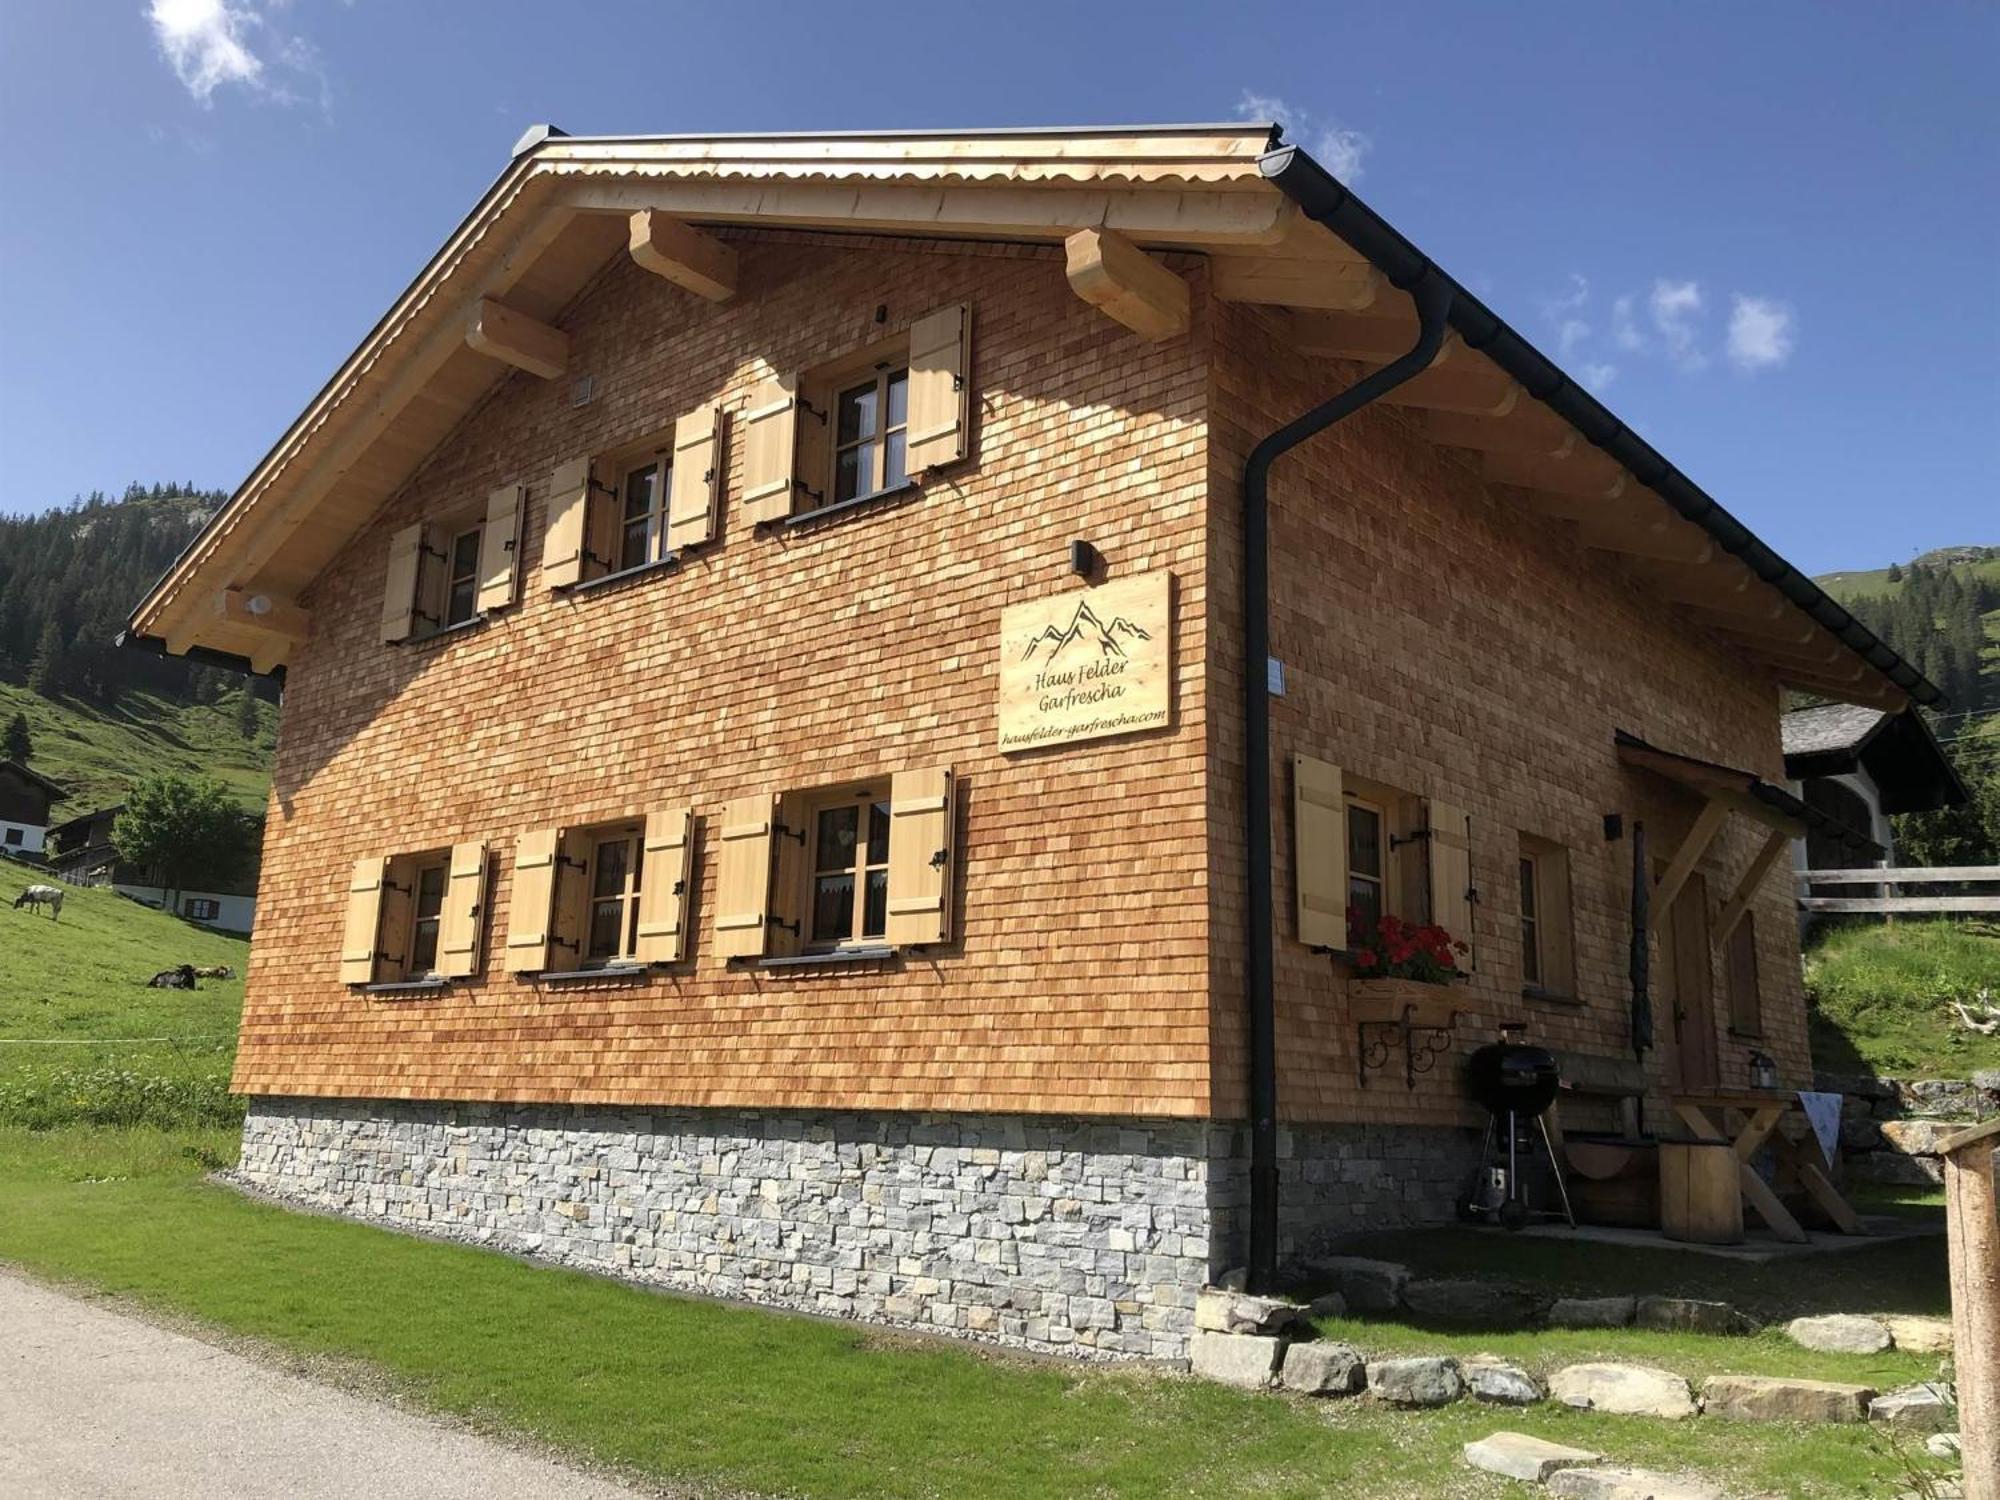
[997,571,1173,751]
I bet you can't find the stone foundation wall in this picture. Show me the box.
[1820,1071,2000,1186]
[236,1097,1227,1358]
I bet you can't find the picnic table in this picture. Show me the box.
[1668,1089,1866,1244]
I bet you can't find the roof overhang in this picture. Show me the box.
[1783,706,1971,813]
[0,760,67,803]
[126,123,1938,712]
[1617,729,1883,859]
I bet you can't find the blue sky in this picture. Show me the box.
[0,2,1991,575]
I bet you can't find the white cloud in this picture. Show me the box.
[1580,362,1617,392]
[1556,318,1590,357]
[1610,294,1644,352]
[1237,90,1372,183]
[1648,279,1706,371]
[1726,294,1795,372]
[146,0,331,114]
[148,0,263,101]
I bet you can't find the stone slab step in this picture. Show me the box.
[1546,1466,1727,1500]
[1463,1430,1601,1483]
[1701,1374,1874,1424]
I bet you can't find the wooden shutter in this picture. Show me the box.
[340,855,388,984]
[1428,800,1476,971]
[885,767,955,947]
[666,403,721,550]
[1726,913,1761,1034]
[476,484,523,613]
[437,841,488,979]
[714,794,776,958]
[905,303,970,472]
[1542,851,1575,995]
[543,456,592,588]
[741,375,798,523]
[634,808,693,964]
[380,523,424,642]
[505,828,560,973]
[1292,755,1347,950]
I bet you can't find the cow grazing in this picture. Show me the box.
[146,965,198,990]
[12,885,63,920]
[193,964,235,980]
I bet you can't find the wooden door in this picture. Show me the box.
[1667,871,1719,1090]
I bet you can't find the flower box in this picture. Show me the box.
[1347,976,1462,1027]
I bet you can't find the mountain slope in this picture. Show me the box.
[0,681,273,815]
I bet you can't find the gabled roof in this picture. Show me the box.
[0,760,66,804]
[1782,703,1969,814]
[124,122,1935,712]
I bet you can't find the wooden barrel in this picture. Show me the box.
[1659,1140,1743,1245]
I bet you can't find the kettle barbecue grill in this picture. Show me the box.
[1460,1026,1576,1230]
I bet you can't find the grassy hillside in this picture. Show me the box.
[0,856,245,1128]
[1816,543,2000,604]
[1806,918,2000,1078]
[1,680,274,815]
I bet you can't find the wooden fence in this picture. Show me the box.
[1796,865,2000,916]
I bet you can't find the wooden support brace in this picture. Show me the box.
[465,297,569,380]
[1484,446,1628,498]
[627,210,737,302]
[1425,404,1579,458]
[1223,260,1385,311]
[1064,228,1189,341]
[1651,796,1730,916]
[1714,827,1792,945]
[1940,1117,2000,1499]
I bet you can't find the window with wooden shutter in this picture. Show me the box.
[340,855,389,984]
[505,828,560,973]
[905,303,970,472]
[741,376,799,524]
[475,484,523,613]
[543,456,592,589]
[1519,836,1575,997]
[634,808,693,964]
[380,523,425,642]
[436,841,488,978]
[1292,755,1348,950]
[1428,801,1477,971]
[885,767,955,947]
[714,794,776,958]
[666,404,721,550]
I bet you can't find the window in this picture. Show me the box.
[1346,798,1388,931]
[1726,913,1762,1036]
[807,790,892,947]
[441,524,483,629]
[339,844,488,986]
[1517,836,1575,998]
[616,456,669,573]
[183,897,221,921]
[583,826,644,966]
[830,367,910,507]
[3,827,20,847]
[380,490,520,646]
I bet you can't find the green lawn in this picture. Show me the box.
[1806,919,2000,1078]
[0,862,246,1128]
[0,680,274,814]
[0,1126,1950,1499]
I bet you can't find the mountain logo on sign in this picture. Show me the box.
[1020,600,1152,662]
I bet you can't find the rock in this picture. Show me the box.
[1701,1374,1875,1423]
[1839,1115,1885,1152]
[1402,1277,1545,1327]
[1215,1265,1248,1291]
[1463,1431,1602,1483]
[1848,1151,1944,1186]
[1635,1296,1755,1336]
[1549,1295,1637,1328]
[1901,1080,1981,1117]
[1786,1313,1892,1354]
[1367,1355,1464,1407]
[1464,1359,1542,1406]
[1817,1070,1890,1099]
[1312,1255,1409,1313]
[1884,1315,1954,1355]
[1550,1362,1698,1419]
[1194,1288,1306,1336]
[1870,1382,1957,1433]
[1305,1290,1347,1320]
[1926,1432,1961,1460]
[1188,1330,1283,1389]
[1279,1340,1365,1396]
[1972,1068,2000,1096]
[1880,1119,1951,1155]
[1547,1467,1726,1500]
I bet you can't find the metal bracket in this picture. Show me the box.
[791,481,825,507]
[1390,828,1432,851]
[672,880,686,896]
[929,848,948,869]
[773,822,806,846]
[556,855,587,872]
[768,916,800,937]
[420,543,450,563]
[796,396,828,426]
[1356,1003,1466,1090]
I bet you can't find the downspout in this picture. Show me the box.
[1241,255,1454,1293]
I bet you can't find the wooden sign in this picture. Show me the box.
[998,571,1172,752]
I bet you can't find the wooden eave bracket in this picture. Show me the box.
[628,210,737,302]
[1064,227,1189,342]
[216,586,309,642]
[465,297,569,380]
[1649,796,1731,916]
[1714,826,1792,944]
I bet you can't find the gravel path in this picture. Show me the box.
[0,1270,656,1499]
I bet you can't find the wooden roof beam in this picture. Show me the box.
[1509,487,1716,565]
[1484,445,1627,499]
[465,297,569,380]
[1064,228,1189,342]
[628,210,738,302]
[1425,404,1580,458]
[1290,307,1424,360]
[215,587,309,642]
[1221,260,1386,311]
